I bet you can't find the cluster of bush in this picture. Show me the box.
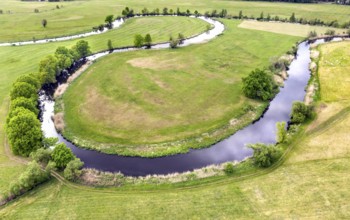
[6,40,91,159]
[118,6,350,30]
[3,40,91,204]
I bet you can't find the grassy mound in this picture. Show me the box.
[60,19,300,156]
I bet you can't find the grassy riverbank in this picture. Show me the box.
[60,19,300,156]
[1,0,350,42]
[1,40,350,219]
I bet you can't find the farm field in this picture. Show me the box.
[0,0,350,218]
[1,0,350,42]
[1,40,350,220]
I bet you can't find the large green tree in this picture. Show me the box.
[71,40,91,60]
[7,109,43,156]
[10,82,38,101]
[248,143,281,168]
[242,69,276,101]
[134,34,144,48]
[15,74,41,90]
[64,158,84,181]
[55,46,74,70]
[10,97,38,115]
[51,143,75,169]
[39,55,59,84]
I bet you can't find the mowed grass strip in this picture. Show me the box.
[239,20,348,37]
[1,0,350,41]
[2,41,350,220]
[61,19,301,156]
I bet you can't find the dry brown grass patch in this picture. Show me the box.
[127,56,186,71]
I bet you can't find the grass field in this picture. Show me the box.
[1,0,350,42]
[239,20,348,37]
[0,40,349,219]
[60,19,300,156]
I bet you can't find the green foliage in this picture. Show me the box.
[7,161,50,198]
[290,102,313,124]
[55,46,74,70]
[43,137,59,148]
[276,121,287,144]
[290,12,296,23]
[10,82,38,101]
[64,158,84,181]
[15,74,41,90]
[169,36,179,48]
[51,143,75,169]
[224,163,235,175]
[10,97,38,115]
[30,148,52,164]
[39,55,59,84]
[242,69,277,101]
[325,29,336,36]
[105,15,114,25]
[6,109,43,156]
[178,33,185,44]
[308,30,318,38]
[248,143,282,168]
[71,40,91,60]
[134,34,144,48]
[144,34,152,48]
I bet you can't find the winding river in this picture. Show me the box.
[39,15,339,176]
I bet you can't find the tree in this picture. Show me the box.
[10,82,38,101]
[276,121,287,144]
[194,10,199,17]
[308,30,318,38]
[141,7,149,15]
[162,7,168,15]
[10,97,38,115]
[347,29,350,36]
[105,15,114,28]
[242,69,276,101]
[134,34,144,48]
[248,143,282,168]
[144,34,152,48]
[290,13,296,23]
[7,110,42,156]
[107,39,113,51]
[39,55,59,84]
[42,19,47,28]
[51,143,74,169]
[64,158,84,181]
[15,74,41,90]
[55,46,74,70]
[259,12,264,20]
[290,101,312,124]
[238,10,243,19]
[71,40,91,60]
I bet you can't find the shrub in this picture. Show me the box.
[169,36,179,48]
[308,30,318,38]
[276,121,287,144]
[242,69,277,101]
[10,82,38,101]
[51,143,75,169]
[6,109,43,156]
[325,29,336,36]
[178,33,185,44]
[224,163,235,175]
[248,143,282,168]
[10,97,38,115]
[64,158,84,181]
[42,19,47,28]
[30,148,52,164]
[290,101,313,124]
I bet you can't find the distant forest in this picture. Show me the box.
[244,0,350,4]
